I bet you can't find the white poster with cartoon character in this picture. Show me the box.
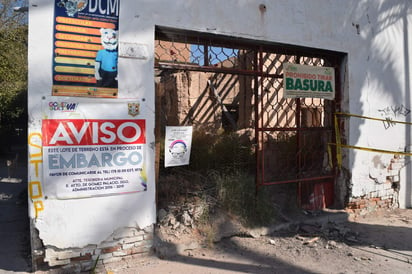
[164,126,193,167]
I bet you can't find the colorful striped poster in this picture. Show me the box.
[52,0,120,98]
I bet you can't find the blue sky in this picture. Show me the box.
[191,45,238,66]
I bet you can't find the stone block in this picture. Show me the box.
[113,227,138,240]
[44,248,58,260]
[135,230,146,236]
[102,256,124,264]
[45,248,82,261]
[70,253,92,262]
[113,250,128,257]
[47,258,70,267]
[58,251,82,260]
[123,235,144,244]
[122,243,135,250]
[101,245,121,254]
[125,246,146,255]
[98,240,122,249]
[93,252,112,260]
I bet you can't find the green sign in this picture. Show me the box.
[283,63,335,100]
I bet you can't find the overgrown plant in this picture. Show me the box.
[188,130,254,173]
[158,129,275,227]
[211,168,275,226]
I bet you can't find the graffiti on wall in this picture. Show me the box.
[378,104,411,129]
[28,132,44,218]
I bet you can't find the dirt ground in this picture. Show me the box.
[1,154,411,274]
[95,208,412,274]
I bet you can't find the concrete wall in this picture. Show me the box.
[28,0,412,270]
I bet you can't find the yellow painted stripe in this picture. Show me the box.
[56,16,115,29]
[55,33,101,44]
[55,66,95,74]
[55,48,96,58]
[54,74,96,84]
[56,24,101,35]
[335,112,412,126]
[55,41,102,51]
[34,201,44,219]
[55,56,95,66]
[327,144,333,168]
[52,85,118,98]
[334,115,342,168]
[52,85,95,91]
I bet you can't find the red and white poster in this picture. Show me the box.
[42,97,147,199]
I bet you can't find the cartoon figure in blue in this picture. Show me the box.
[169,140,187,159]
[95,28,118,88]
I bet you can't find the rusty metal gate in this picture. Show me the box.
[155,26,342,209]
[255,52,341,209]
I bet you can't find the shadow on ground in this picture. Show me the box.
[0,152,31,273]
[140,208,412,274]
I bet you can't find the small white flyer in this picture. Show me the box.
[164,126,193,167]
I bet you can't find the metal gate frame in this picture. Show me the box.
[155,26,343,208]
[251,46,342,208]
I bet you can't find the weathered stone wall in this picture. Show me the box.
[157,71,244,131]
[347,153,404,214]
[38,226,153,272]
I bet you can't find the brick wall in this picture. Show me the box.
[35,225,154,272]
[347,154,403,215]
[347,195,394,216]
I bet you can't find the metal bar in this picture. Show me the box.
[296,97,302,207]
[258,47,265,189]
[155,62,283,77]
[254,49,261,191]
[258,127,333,132]
[155,26,344,61]
[332,61,340,201]
[208,79,237,130]
[204,45,209,66]
[261,175,335,186]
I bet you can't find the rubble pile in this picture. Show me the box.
[270,221,361,251]
[297,221,360,244]
[155,195,217,243]
[158,202,208,230]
